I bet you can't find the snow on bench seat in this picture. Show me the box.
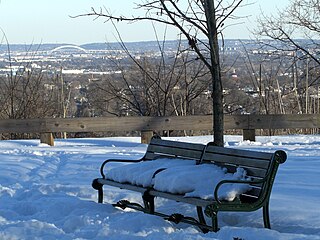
[105,158,251,201]
[105,158,195,187]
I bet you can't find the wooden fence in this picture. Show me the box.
[0,114,319,146]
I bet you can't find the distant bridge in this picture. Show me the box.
[51,45,87,53]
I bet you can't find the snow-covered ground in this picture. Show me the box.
[0,135,319,240]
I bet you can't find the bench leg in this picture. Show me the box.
[142,191,155,214]
[197,206,210,233]
[92,178,104,203]
[197,206,206,225]
[263,203,271,229]
[211,212,219,232]
[204,205,219,232]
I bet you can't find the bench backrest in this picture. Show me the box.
[143,137,206,161]
[201,143,287,203]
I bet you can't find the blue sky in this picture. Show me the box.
[0,0,289,45]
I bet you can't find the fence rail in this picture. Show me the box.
[0,114,319,146]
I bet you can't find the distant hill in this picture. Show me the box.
[0,43,68,52]
[0,39,318,53]
[81,40,188,51]
[0,40,188,53]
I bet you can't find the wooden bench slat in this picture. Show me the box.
[202,153,271,169]
[205,145,274,160]
[213,163,268,178]
[146,145,204,159]
[97,178,148,194]
[98,178,263,206]
[144,152,200,160]
[144,139,206,160]
[245,168,268,178]
[149,138,205,151]
[147,143,205,153]
[241,187,262,199]
[97,178,214,207]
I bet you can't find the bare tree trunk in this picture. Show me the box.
[203,0,224,146]
[293,56,302,113]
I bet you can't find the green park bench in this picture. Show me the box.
[92,137,287,232]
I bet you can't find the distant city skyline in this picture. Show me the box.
[0,0,289,45]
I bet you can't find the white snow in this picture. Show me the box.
[106,159,251,200]
[0,135,320,239]
[153,165,251,201]
[106,158,196,187]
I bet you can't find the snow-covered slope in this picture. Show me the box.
[0,135,319,240]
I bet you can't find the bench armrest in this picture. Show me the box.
[100,158,144,179]
[213,177,267,204]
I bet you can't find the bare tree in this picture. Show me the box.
[77,0,246,146]
[88,38,211,119]
[0,69,58,119]
[0,32,62,140]
[256,0,320,114]
[0,40,58,120]
[241,47,287,114]
[257,0,320,65]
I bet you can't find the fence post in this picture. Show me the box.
[243,129,256,141]
[40,133,54,146]
[141,130,153,144]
